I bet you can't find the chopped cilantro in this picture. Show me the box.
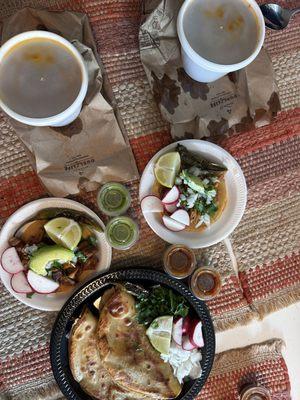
[26,293,34,298]
[136,286,189,326]
[52,260,62,269]
[88,236,97,247]
[195,200,205,213]
[76,251,88,263]
[206,202,218,216]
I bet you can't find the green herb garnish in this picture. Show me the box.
[88,236,97,247]
[52,260,62,269]
[76,251,88,263]
[206,202,218,216]
[176,144,227,173]
[136,286,189,326]
[26,293,34,298]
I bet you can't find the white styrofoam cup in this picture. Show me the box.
[177,0,265,83]
[0,31,88,127]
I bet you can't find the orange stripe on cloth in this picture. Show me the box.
[0,345,51,391]
[130,130,173,173]
[234,134,300,187]
[239,253,300,305]
[246,169,300,209]
[0,172,47,220]
[58,0,141,21]
[216,109,300,159]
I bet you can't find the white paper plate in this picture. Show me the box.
[0,198,112,311]
[139,140,247,248]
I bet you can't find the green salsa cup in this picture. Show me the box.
[97,183,131,217]
[105,216,139,250]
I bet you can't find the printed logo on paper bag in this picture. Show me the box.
[64,154,95,176]
[210,90,238,115]
[139,31,160,50]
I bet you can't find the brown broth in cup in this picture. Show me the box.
[163,245,196,279]
[0,38,82,118]
[190,267,222,300]
[183,0,260,65]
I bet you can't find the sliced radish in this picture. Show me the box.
[189,320,204,348]
[172,317,183,346]
[182,316,192,334]
[182,335,197,351]
[1,247,24,274]
[162,215,185,232]
[170,209,190,226]
[141,195,164,213]
[27,270,59,294]
[164,202,178,214]
[162,186,180,205]
[11,272,33,294]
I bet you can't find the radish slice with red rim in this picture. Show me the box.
[164,202,178,214]
[182,315,192,334]
[172,317,183,346]
[162,215,185,232]
[162,186,180,205]
[189,320,204,348]
[27,270,59,294]
[141,195,164,213]
[1,247,24,274]
[182,335,197,351]
[11,271,33,294]
[170,209,190,226]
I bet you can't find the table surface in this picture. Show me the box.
[0,1,299,399]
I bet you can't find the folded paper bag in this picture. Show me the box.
[139,0,281,139]
[1,8,139,197]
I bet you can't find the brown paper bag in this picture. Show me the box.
[1,8,139,197]
[139,0,281,139]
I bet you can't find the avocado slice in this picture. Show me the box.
[182,170,205,193]
[29,245,74,276]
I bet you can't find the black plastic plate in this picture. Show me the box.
[50,269,215,400]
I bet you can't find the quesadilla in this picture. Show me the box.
[69,307,146,400]
[97,285,182,399]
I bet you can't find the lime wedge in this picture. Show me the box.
[93,296,102,310]
[44,217,82,250]
[146,316,173,354]
[154,152,181,188]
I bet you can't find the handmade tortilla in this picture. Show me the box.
[97,285,182,399]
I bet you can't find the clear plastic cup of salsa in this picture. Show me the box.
[163,244,196,279]
[189,267,222,300]
[97,183,131,217]
[105,216,139,250]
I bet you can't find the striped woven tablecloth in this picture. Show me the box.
[198,339,291,400]
[0,0,299,399]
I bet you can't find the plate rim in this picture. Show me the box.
[0,197,112,311]
[139,139,247,248]
[50,268,216,400]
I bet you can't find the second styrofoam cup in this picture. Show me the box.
[177,0,265,83]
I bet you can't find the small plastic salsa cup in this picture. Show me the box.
[97,183,131,217]
[163,244,196,279]
[105,216,139,250]
[189,267,222,300]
